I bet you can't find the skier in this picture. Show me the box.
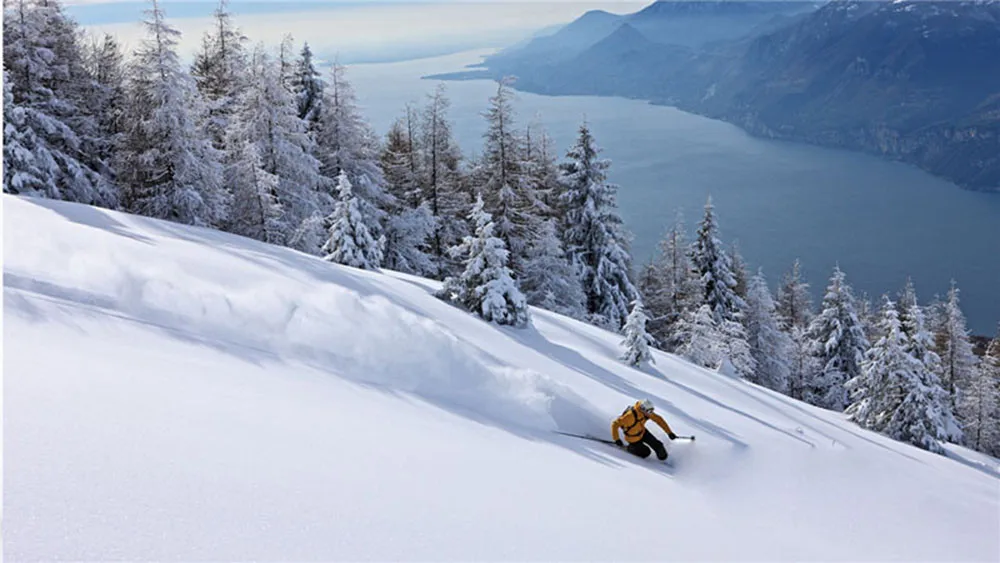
[611,399,677,460]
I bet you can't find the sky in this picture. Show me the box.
[69,1,648,63]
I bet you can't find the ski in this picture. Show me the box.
[552,430,620,446]
[554,430,676,467]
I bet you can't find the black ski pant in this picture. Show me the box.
[626,431,668,460]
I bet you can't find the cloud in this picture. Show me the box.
[78,1,645,62]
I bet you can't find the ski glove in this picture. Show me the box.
[615,439,623,447]
[668,432,678,440]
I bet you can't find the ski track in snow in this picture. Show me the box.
[4,195,999,561]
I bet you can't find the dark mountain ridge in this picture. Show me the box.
[438,0,1000,191]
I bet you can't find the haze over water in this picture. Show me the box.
[349,50,1000,334]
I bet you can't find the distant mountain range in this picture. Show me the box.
[432,1,1000,192]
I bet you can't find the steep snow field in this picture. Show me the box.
[4,195,998,561]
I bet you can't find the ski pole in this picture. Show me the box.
[674,435,696,441]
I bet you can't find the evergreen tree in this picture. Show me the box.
[621,299,655,367]
[847,297,953,454]
[776,259,813,331]
[894,279,960,441]
[637,258,669,342]
[644,213,701,350]
[776,260,815,400]
[441,195,529,327]
[730,241,750,301]
[691,196,753,377]
[476,78,537,274]
[379,111,434,276]
[315,61,391,232]
[933,282,978,415]
[691,196,744,325]
[721,318,756,379]
[226,45,324,250]
[3,69,56,195]
[292,43,324,128]
[226,135,283,244]
[322,172,383,270]
[857,292,881,345]
[520,219,585,319]
[382,110,422,210]
[806,266,869,411]
[190,0,247,151]
[675,304,725,370]
[3,0,116,206]
[745,270,791,392]
[959,326,1000,456]
[419,85,469,277]
[523,115,559,220]
[117,0,227,226]
[277,34,295,92]
[77,33,127,190]
[382,204,435,275]
[787,325,818,401]
[559,121,636,330]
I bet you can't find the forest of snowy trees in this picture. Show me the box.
[4,0,999,458]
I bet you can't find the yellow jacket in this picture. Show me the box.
[611,402,674,444]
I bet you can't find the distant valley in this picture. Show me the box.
[432,0,1000,192]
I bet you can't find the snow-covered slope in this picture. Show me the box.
[4,195,998,561]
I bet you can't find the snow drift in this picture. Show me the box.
[4,195,998,561]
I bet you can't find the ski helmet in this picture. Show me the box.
[638,399,655,414]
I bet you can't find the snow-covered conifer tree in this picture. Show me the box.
[277,34,295,92]
[441,195,529,327]
[894,279,961,441]
[959,326,1000,455]
[190,0,247,151]
[721,318,756,379]
[776,260,813,331]
[315,62,391,234]
[382,204,435,275]
[559,121,635,330]
[897,279,938,371]
[690,197,752,377]
[645,213,701,350]
[323,172,383,270]
[3,70,54,195]
[117,0,227,226]
[806,266,869,411]
[638,259,668,343]
[226,137,283,244]
[745,270,791,392]
[730,242,750,301]
[419,85,469,277]
[523,115,559,220]
[787,324,818,401]
[621,299,655,367]
[226,46,323,249]
[675,304,724,369]
[292,43,325,129]
[691,196,744,324]
[847,297,953,454]
[3,0,116,206]
[81,33,127,185]
[476,78,538,274]
[933,282,978,412]
[382,110,422,209]
[776,260,815,400]
[379,111,434,275]
[521,219,585,318]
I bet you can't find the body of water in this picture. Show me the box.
[349,50,1000,334]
